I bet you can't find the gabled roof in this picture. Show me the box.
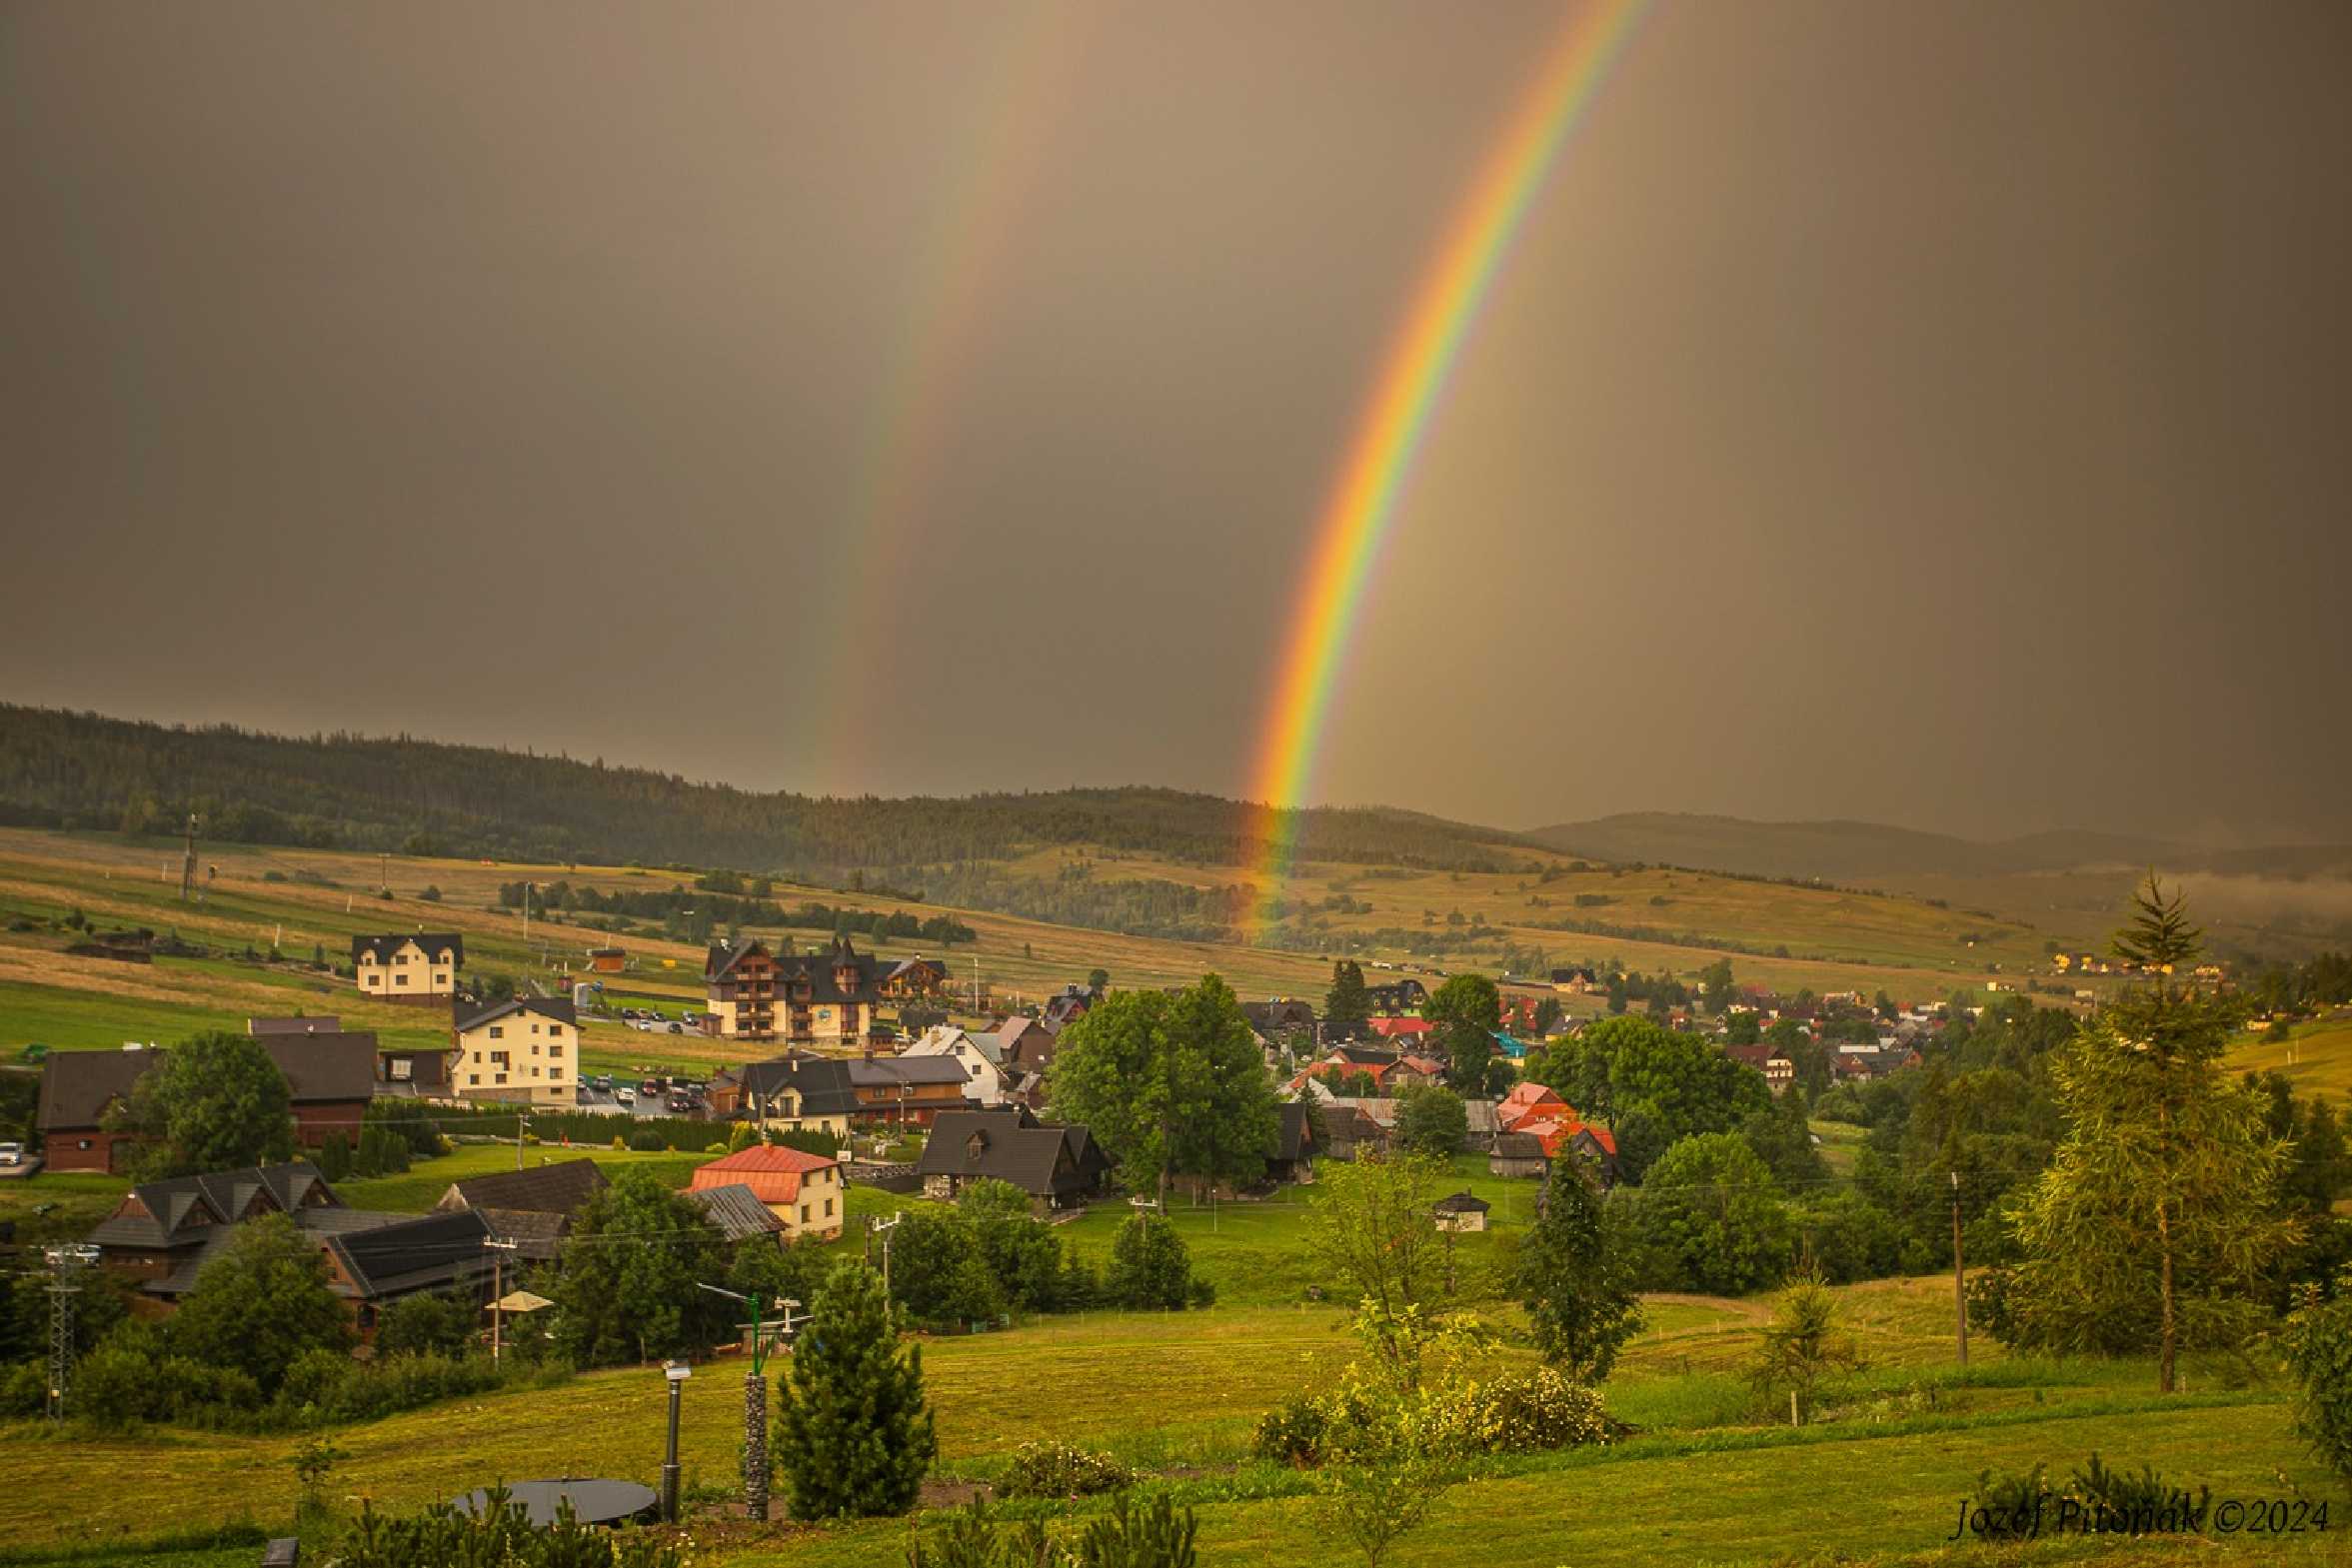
[452,994,578,1035]
[352,932,464,965]
[1490,1131,1548,1160]
[689,1144,839,1207]
[1433,1190,1490,1214]
[687,1182,788,1243]
[913,1109,1099,1198]
[736,1055,860,1119]
[716,936,883,1005]
[260,1034,379,1104]
[89,1160,340,1250]
[38,1048,156,1131]
[438,1157,610,1217]
[908,1025,1000,1066]
[1273,1100,1316,1163]
[324,1209,496,1298]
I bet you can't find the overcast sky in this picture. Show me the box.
[4,0,2346,843]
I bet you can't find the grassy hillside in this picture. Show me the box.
[2224,1015,2352,1102]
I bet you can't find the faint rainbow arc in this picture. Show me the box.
[1245,0,1649,930]
[820,1,1097,787]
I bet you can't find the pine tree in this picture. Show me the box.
[775,1259,936,1519]
[1518,1157,1643,1380]
[1324,960,1373,1039]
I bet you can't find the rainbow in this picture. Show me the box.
[1245,0,1648,930]
[821,1,1097,785]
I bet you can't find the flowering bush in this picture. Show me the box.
[996,1440,1138,1499]
[1402,1365,1614,1455]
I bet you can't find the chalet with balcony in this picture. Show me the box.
[706,936,884,1046]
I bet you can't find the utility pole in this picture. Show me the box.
[1950,1169,1969,1369]
[485,1237,519,1362]
[517,1110,526,1172]
[870,1211,904,1301]
[178,813,200,903]
[44,1244,99,1421]
[379,850,389,893]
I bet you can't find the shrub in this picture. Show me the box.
[1105,1215,1198,1310]
[2282,1280,2352,1482]
[996,1440,1137,1499]
[1407,1366,1614,1456]
[1250,1390,1331,1467]
[628,1128,666,1152]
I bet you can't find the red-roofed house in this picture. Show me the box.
[1497,1081,1565,1130]
[1367,1016,1436,1042]
[688,1145,843,1240]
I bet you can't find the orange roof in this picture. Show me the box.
[689,1143,837,1207]
[1498,1082,1567,1129]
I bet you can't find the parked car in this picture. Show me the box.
[640,1079,662,1097]
[614,1086,635,1105]
[593,1074,614,1091]
[667,1092,691,1112]
[0,1143,22,1167]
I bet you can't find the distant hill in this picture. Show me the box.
[0,705,1534,878]
[1527,811,2352,883]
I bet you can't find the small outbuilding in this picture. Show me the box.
[1432,1191,1491,1233]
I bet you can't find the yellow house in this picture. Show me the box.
[451,995,578,1106]
[353,932,464,1003]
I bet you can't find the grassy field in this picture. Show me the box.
[0,1279,2334,1568]
[2225,1016,2352,1102]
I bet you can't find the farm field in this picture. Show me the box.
[2224,1016,2352,1102]
[0,1280,2335,1568]
[0,826,2067,1086]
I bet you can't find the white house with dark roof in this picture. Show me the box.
[352,932,464,1002]
[451,994,578,1105]
[903,1024,1007,1105]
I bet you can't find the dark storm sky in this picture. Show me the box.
[3,1,2346,843]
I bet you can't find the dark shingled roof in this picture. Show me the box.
[1433,1191,1491,1214]
[846,1056,971,1089]
[88,1161,340,1250]
[352,932,464,966]
[736,1055,860,1119]
[38,1048,156,1131]
[325,1208,496,1297]
[1490,1131,1548,1160]
[259,1034,379,1105]
[914,1109,1106,1200]
[437,1157,610,1218]
[707,936,881,1004]
[687,1183,787,1243]
[452,994,578,1035]
[1274,1101,1316,1163]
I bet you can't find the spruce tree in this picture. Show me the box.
[775,1259,936,1519]
[1518,1157,1643,1380]
[1324,960,1373,1039]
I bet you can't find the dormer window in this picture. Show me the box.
[966,1131,987,1158]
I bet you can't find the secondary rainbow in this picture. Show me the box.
[1245,0,1648,928]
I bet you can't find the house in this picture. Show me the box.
[352,933,464,1003]
[1488,1131,1548,1179]
[1723,1042,1777,1075]
[689,1144,844,1240]
[586,946,628,974]
[1389,1054,1447,1090]
[39,1038,378,1173]
[914,1108,1110,1212]
[89,1160,498,1336]
[1365,1016,1436,1044]
[715,1055,859,1138]
[88,1160,345,1286]
[686,1182,789,1248]
[1267,1101,1319,1184]
[1549,967,1598,994]
[982,1015,1061,1075]
[1315,1103,1387,1161]
[249,1015,343,1036]
[1764,1054,1796,1093]
[433,1157,612,1262]
[1496,1081,1565,1130]
[1241,999,1319,1042]
[1432,1191,1490,1233]
[704,936,884,1046]
[39,1048,166,1172]
[847,1054,974,1126]
[903,1025,1006,1106]
[882,957,952,999]
[1365,978,1427,1016]
[450,995,579,1106]
[1041,983,1103,1033]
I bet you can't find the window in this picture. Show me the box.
[799,1205,810,1223]
[365,972,380,986]
[396,973,410,987]
[825,1197,835,1217]
[549,1045,563,1059]
[550,1024,564,1038]
[495,1073,508,1085]
[531,1043,541,1055]
[468,1074,480,1085]
[489,1025,504,1039]
[532,1067,541,1077]
[532,1022,541,1034]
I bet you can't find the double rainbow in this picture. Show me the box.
[1245,0,1648,929]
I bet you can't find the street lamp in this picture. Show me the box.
[660,1360,692,1522]
[869,1211,904,1300]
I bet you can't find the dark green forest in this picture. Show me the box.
[0,705,1530,880]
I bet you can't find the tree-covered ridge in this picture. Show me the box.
[0,704,1530,875]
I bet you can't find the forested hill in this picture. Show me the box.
[0,705,1532,876]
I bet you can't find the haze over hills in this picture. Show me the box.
[1529,811,2352,883]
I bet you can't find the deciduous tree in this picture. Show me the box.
[108,1031,294,1179]
[1518,1158,1642,1381]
